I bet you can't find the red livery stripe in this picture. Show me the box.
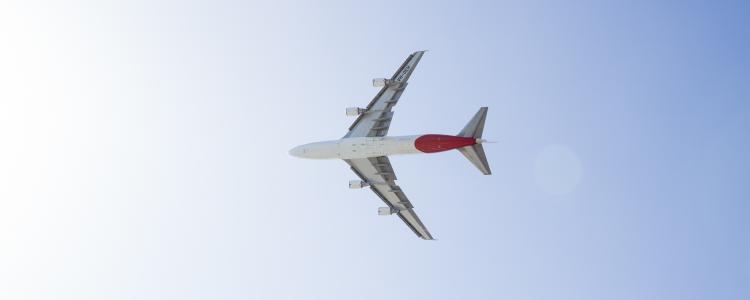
[414,134,476,153]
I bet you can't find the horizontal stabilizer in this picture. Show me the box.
[457,107,491,175]
[459,107,488,138]
[458,145,491,175]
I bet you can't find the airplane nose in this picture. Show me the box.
[289,145,305,157]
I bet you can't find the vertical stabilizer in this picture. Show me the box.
[457,107,491,175]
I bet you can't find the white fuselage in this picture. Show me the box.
[290,135,422,159]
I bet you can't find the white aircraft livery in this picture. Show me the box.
[290,51,491,240]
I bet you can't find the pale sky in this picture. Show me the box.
[1,1,749,299]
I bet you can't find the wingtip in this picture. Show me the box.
[420,233,436,240]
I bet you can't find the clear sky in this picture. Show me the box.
[1,1,749,299]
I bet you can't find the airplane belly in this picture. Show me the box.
[382,136,421,155]
[290,140,340,159]
[338,136,421,159]
[338,137,380,159]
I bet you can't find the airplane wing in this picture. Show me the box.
[345,157,434,240]
[344,51,426,138]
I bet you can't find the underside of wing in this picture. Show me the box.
[344,51,426,138]
[345,157,434,240]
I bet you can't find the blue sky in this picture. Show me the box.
[1,1,748,299]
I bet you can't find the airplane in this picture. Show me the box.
[289,51,491,240]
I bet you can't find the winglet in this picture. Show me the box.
[457,107,492,175]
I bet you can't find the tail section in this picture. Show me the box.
[457,107,492,175]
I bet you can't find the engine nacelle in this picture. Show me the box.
[349,180,369,189]
[346,107,366,116]
[378,207,397,216]
[372,78,392,87]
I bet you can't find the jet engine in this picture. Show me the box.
[346,107,366,116]
[378,207,397,216]
[349,180,369,189]
[372,78,392,87]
